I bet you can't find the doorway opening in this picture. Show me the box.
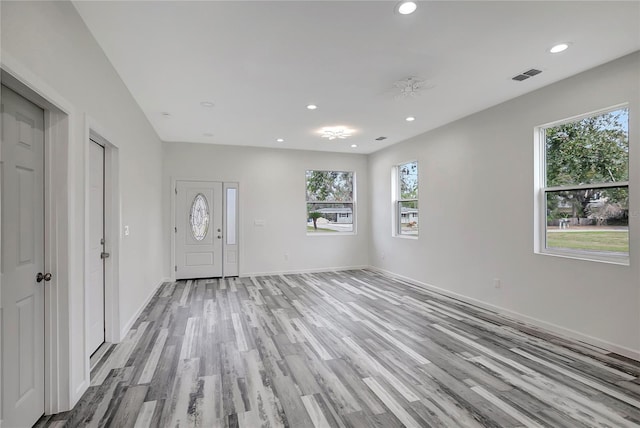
[84,127,120,371]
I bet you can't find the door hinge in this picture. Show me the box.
[175,265,177,272]
[175,227,177,233]
[175,187,177,195]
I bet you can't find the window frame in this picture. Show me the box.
[305,170,356,235]
[394,160,419,238]
[534,104,629,265]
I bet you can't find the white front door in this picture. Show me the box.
[175,181,223,279]
[88,140,105,355]
[1,86,45,427]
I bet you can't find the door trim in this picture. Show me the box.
[83,122,121,382]
[1,56,74,415]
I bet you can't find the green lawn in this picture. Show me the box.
[307,226,338,232]
[547,231,629,253]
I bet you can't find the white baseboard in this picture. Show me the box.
[119,278,169,340]
[242,265,369,277]
[368,266,640,362]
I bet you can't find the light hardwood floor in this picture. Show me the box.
[37,270,640,427]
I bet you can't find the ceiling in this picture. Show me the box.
[73,1,640,154]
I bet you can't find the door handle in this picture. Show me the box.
[101,252,110,259]
[36,272,52,283]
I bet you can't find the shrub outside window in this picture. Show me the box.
[538,106,629,262]
[396,161,418,236]
[306,170,354,234]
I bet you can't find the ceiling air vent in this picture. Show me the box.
[512,68,542,81]
[375,136,387,141]
[524,69,542,77]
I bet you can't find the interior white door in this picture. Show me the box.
[176,181,222,279]
[1,86,45,427]
[88,140,105,355]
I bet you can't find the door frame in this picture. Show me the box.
[1,59,73,417]
[83,123,120,374]
[170,178,240,281]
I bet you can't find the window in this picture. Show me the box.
[306,170,355,233]
[190,193,210,241]
[395,161,418,236]
[537,106,629,262]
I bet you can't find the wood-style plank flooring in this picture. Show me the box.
[37,270,640,427]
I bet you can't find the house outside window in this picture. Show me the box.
[395,161,418,237]
[536,106,629,263]
[306,170,355,234]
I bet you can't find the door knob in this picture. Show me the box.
[36,272,52,283]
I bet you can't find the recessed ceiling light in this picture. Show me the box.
[306,104,318,110]
[549,43,569,54]
[161,112,171,117]
[276,138,284,143]
[200,101,215,107]
[351,144,358,148]
[319,126,354,140]
[397,1,417,15]
[406,116,416,122]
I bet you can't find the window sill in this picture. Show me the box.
[306,232,356,237]
[536,248,629,266]
[393,234,419,240]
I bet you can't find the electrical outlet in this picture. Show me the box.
[284,253,289,261]
[124,225,130,236]
[493,278,501,289]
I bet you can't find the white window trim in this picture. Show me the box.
[393,161,419,239]
[305,170,356,236]
[534,104,630,265]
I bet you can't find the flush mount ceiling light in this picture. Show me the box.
[276,138,284,143]
[394,76,433,99]
[200,101,215,107]
[549,43,569,53]
[406,116,416,122]
[351,144,358,148]
[306,104,318,110]
[320,126,354,140]
[396,1,417,15]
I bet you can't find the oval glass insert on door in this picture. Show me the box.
[190,193,210,241]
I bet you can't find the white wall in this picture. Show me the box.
[369,52,640,358]
[163,142,369,277]
[1,0,164,408]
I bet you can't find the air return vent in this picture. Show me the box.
[512,68,542,81]
[524,69,542,77]
[375,136,387,141]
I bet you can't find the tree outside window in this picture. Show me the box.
[541,107,629,258]
[397,161,418,236]
[306,171,354,234]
